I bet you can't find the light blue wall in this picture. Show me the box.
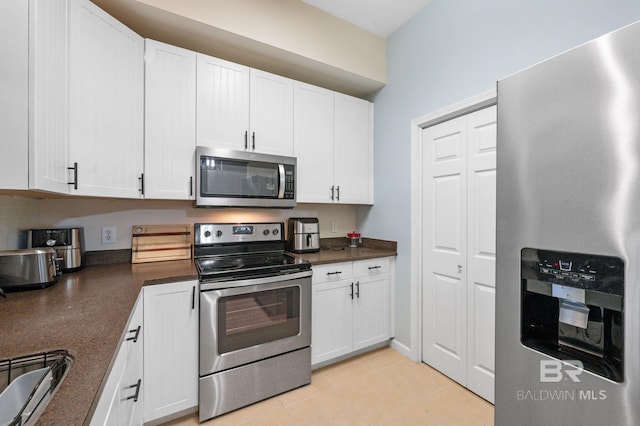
[358,0,640,350]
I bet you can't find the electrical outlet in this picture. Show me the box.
[331,222,338,233]
[101,226,117,244]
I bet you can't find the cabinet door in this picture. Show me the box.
[334,93,373,204]
[143,281,198,423]
[69,0,144,198]
[28,0,72,194]
[352,274,390,351]
[118,298,144,426]
[249,69,294,156]
[0,0,28,189]
[311,279,353,366]
[196,54,249,150]
[293,82,335,203]
[144,39,196,200]
[90,294,143,426]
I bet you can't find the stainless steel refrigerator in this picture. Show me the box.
[496,21,640,425]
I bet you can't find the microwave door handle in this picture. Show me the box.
[278,164,285,199]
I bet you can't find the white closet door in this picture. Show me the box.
[421,115,468,385]
[421,106,496,403]
[466,106,497,403]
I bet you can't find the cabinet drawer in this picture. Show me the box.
[353,257,390,277]
[312,262,353,284]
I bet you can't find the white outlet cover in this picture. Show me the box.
[102,226,117,244]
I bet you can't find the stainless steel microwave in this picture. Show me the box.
[195,146,296,208]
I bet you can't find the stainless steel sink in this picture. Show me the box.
[0,350,72,426]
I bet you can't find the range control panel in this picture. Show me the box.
[195,222,283,245]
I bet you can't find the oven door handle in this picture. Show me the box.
[200,270,312,291]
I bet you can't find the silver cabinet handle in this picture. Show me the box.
[252,132,256,150]
[326,271,342,276]
[368,266,381,270]
[457,265,463,273]
[244,131,248,150]
[350,282,354,299]
[336,185,340,201]
[331,185,335,201]
[355,281,360,298]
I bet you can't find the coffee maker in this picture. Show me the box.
[520,248,624,382]
[29,227,85,272]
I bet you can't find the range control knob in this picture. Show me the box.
[272,228,279,236]
[216,230,223,237]
[263,229,270,236]
[204,230,211,238]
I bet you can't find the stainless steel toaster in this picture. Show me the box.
[0,248,60,292]
[287,218,320,253]
[28,227,85,272]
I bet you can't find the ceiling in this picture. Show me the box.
[302,0,431,37]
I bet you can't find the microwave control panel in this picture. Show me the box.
[283,165,295,199]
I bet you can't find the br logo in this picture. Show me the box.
[540,360,584,383]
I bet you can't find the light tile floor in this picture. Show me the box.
[166,347,494,425]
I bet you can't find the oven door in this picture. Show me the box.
[199,271,311,376]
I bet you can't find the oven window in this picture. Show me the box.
[217,286,300,354]
[200,156,279,198]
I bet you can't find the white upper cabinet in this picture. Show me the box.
[0,0,28,190]
[14,0,144,197]
[28,0,73,194]
[294,84,374,204]
[69,0,144,198]
[293,82,335,203]
[196,54,250,151]
[249,69,294,156]
[144,39,196,200]
[334,93,374,204]
[196,55,294,156]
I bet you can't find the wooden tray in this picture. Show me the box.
[131,224,192,264]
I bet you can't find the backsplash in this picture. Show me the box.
[0,195,358,252]
[0,195,40,250]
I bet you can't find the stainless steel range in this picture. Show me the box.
[194,222,312,421]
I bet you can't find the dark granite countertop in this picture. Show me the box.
[0,260,197,425]
[294,237,397,265]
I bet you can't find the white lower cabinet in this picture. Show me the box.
[91,280,199,425]
[311,258,392,367]
[90,294,144,426]
[143,280,199,424]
